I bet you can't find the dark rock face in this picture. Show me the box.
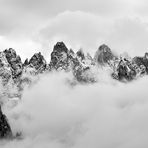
[71,57,86,82]
[0,106,12,139]
[22,52,47,75]
[4,48,22,78]
[116,60,134,81]
[94,44,114,65]
[49,42,95,82]
[28,52,46,71]
[111,56,146,81]
[50,42,69,70]
[23,58,29,67]
[76,49,85,61]
[4,48,23,79]
[133,53,148,73]
[0,52,12,84]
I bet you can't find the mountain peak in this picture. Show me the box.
[99,44,110,51]
[50,42,69,70]
[53,42,68,53]
[26,52,47,73]
[76,49,85,60]
[94,44,114,65]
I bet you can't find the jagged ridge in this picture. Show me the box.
[0,41,148,138]
[0,42,148,86]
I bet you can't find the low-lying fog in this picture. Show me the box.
[1,71,148,148]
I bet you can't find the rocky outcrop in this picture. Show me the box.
[23,52,47,75]
[76,49,85,61]
[49,42,95,82]
[48,42,148,82]
[0,106,12,139]
[0,52,12,84]
[133,53,148,73]
[111,56,146,81]
[29,52,46,71]
[116,59,135,81]
[50,42,69,70]
[94,44,114,65]
[23,58,29,67]
[4,48,22,79]
[70,52,95,83]
[0,42,148,85]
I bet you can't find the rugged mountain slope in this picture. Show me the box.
[23,52,47,75]
[50,42,96,82]
[0,42,147,87]
[50,42,69,70]
[0,106,12,139]
[133,52,148,73]
[0,42,148,139]
[0,52,12,84]
[4,48,22,79]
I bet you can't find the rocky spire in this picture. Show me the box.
[23,58,29,67]
[28,52,46,71]
[3,48,23,79]
[133,52,148,73]
[0,52,12,84]
[22,52,47,76]
[94,44,114,65]
[50,42,69,70]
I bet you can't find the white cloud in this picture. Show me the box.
[0,0,148,58]
[38,11,148,57]
[1,72,148,148]
[106,17,148,56]
[37,11,112,55]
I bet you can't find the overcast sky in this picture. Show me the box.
[0,0,148,60]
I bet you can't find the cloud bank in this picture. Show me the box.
[0,72,147,148]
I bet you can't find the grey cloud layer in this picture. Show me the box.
[0,0,140,35]
[3,72,148,148]
[38,11,148,57]
[0,0,148,59]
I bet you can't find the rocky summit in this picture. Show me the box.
[0,42,148,138]
[4,48,22,79]
[0,41,147,85]
[50,42,69,70]
[23,52,47,75]
[94,44,115,65]
[0,41,147,87]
